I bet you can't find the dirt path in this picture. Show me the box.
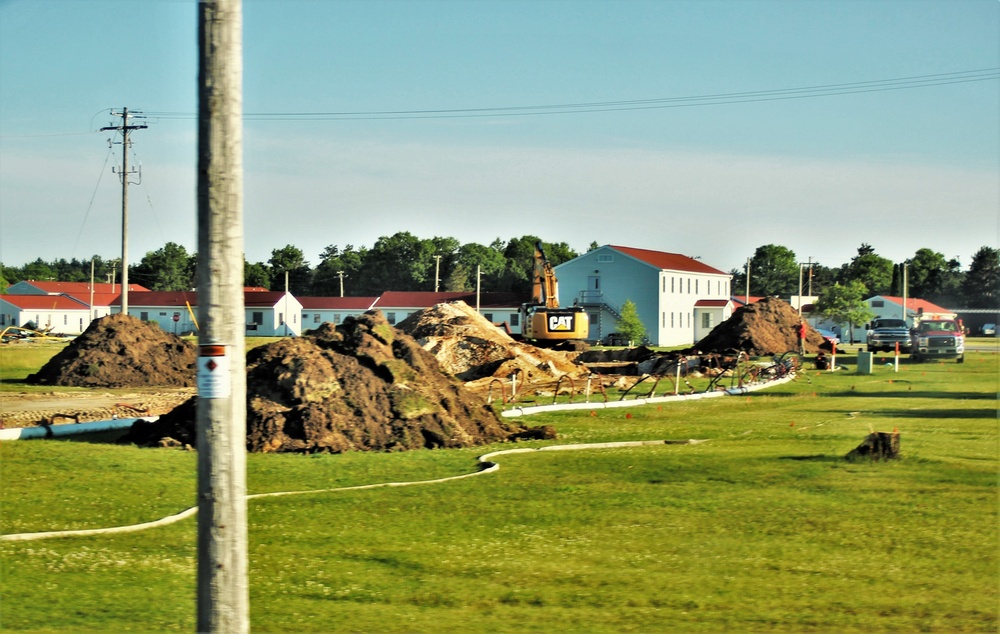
[0,389,196,429]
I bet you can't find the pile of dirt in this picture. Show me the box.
[122,310,529,453]
[396,301,589,390]
[26,314,196,388]
[694,297,825,356]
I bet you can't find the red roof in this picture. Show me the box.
[299,296,378,310]
[1,295,89,310]
[608,246,727,275]
[372,291,523,309]
[694,299,730,308]
[732,295,766,305]
[875,296,951,315]
[108,291,295,308]
[20,281,149,295]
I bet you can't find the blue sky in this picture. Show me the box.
[1,0,997,276]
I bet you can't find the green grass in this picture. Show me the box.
[1,351,997,632]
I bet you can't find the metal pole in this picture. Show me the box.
[434,255,441,292]
[337,270,344,297]
[196,1,249,632]
[476,265,481,312]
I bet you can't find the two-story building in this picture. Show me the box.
[555,245,733,346]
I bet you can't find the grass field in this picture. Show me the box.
[0,346,997,632]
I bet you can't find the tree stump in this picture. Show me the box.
[846,431,900,461]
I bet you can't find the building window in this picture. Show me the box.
[279,312,284,325]
[510,313,520,327]
[483,313,493,322]
[671,277,675,293]
[140,312,149,321]
[64,314,68,325]
[252,312,264,325]
[695,279,699,294]
[313,314,321,323]
[702,313,712,328]
[662,312,665,327]
[333,313,341,324]
[597,254,613,263]
[387,312,396,325]
[872,300,884,307]
[687,279,691,294]
[671,312,675,328]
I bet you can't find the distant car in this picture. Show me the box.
[816,328,839,345]
[982,323,996,336]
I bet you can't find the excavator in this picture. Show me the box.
[519,241,589,349]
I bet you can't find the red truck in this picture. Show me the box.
[911,319,965,363]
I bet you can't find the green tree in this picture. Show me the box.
[961,246,999,307]
[22,258,55,282]
[268,245,312,294]
[244,260,271,289]
[907,248,961,305]
[814,280,875,336]
[749,244,798,297]
[840,243,892,295]
[132,242,196,291]
[450,242,506,292]
[312,244,367,296]
[616,299,646,345]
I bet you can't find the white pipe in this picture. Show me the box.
[0,417,157,441]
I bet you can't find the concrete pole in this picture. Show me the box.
[196,1,249,632]
[434,255,441,292]
[120,107,130,316]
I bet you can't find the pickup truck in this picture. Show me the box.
[867,318,912,353]
[911,319,965,363]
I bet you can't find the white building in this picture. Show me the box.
[555,245,733,346]
[0,294,91,334]
[300,296,378,330]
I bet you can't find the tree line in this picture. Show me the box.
[2,234,997,309]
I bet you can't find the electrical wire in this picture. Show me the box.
[143,68,999,121]
[70,143,116,258]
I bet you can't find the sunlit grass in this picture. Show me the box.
[0,352,996,632]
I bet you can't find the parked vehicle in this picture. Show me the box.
[866,318,912,353]
[816,328,839,346]
[981,323,996,336]
[912,319,965,363]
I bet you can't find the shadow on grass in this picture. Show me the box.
[827,390,995,400]
[778,454,840,462]
[870,408,997,419]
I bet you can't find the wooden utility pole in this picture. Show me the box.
[196,1,249,632]
[101,108,146,316]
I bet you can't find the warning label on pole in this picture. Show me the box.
[197,344,231,399]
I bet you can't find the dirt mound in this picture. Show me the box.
[26,314,196,387]
[122,311,528,453]
[396,301,588,390]
[694,297,825,356]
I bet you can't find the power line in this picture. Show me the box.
[144,68,999,122]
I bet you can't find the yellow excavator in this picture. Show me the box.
[519,241,589,349]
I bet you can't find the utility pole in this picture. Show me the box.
[807,256,814,297]
[337,270,344,297]
[744,258,751,305]
[196,1,249,632]
[434,255,442,292]
[101,108,146,316]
